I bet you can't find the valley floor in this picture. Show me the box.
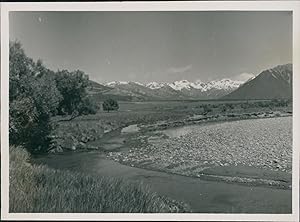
[29,100,293,213]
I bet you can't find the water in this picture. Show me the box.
[121,124,140,134]
[33,150,292,213]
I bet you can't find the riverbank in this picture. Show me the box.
[32,150,292,213]
[10,146,190,213]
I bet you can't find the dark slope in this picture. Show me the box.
[223,64,292,100]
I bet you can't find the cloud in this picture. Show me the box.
[230,72,255,82]
[167,64,192,74]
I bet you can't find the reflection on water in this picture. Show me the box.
[121,124,140,134]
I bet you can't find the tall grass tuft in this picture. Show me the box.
[9,146,190,213]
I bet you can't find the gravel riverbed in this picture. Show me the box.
[107,117,292,184]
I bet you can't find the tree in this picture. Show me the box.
[54,70,98,120]
[9,41,100,152]
[9,41,62,152]
[77,96,99,115]
[102,99,119,112]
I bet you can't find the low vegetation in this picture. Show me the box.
[102,98,119,112]
[48,98,292,153]
[9,146,190,213]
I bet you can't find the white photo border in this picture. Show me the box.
[1,1,300,221]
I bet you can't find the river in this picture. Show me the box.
[33,153,291,213]
[33,117,292,213]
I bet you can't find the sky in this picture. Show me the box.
[9,11,292,84]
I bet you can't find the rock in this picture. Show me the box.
[77,142,86,149]
[86,145,98,150]
[81,134,89,143]
[48,146,63,153]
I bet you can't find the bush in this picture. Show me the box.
[271,99,289,107]
[226,103,234,109]
[103,98,119,112]
[77,96,99,115]
[241,102,250,109]
[202,104,212,114]
[221,105,227,112]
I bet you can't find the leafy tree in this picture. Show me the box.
[77,96,99,115]
[9,41,62,152]
[54,70,98,120]
[102,99,119,112]
[9,41,98,152]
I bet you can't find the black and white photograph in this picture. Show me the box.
[1,1,300,221]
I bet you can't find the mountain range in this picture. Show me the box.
[87,63,292,101]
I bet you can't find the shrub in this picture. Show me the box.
[103,98,119,112]
[77,96,99,115]
[241,102,250,109]
[221,105,227,112]
[202,104,212,114]
[226,103,234,109]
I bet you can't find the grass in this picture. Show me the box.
[51,99,292,152]
[9,146,191,213]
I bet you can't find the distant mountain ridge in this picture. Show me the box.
[99,79,245,100]
[105,79,244,92]
[88,64,292,101]
[223,64,292,100]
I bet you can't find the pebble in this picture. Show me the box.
[107,117,292,175]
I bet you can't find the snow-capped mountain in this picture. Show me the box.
[166,79,244,92]
[146,82,165,89]
[142,79,244,92]
[99,78,246,100]
[106,81,129,87]
[89,64,291,101]
[203,79,244,91]
[168,80,193,90]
